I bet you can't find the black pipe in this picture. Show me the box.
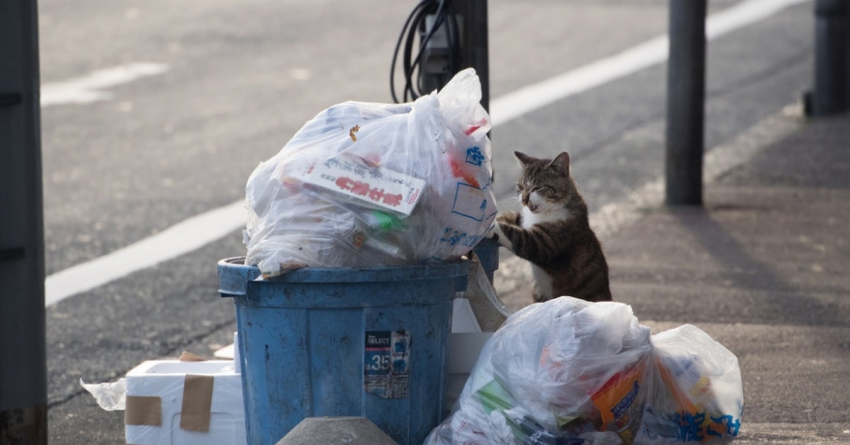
[456,0,490,112]
[665,0,707,206]
[0,0,47,443]
[811,0,850,116]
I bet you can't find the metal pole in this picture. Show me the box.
[418,0,490,111]
[665,0,706,206]
[811,0,850,116]
[0,0,47,442]
[456,0,490,112]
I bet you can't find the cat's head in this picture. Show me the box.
[514,151,576,216]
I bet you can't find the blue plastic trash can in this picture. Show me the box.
[217,257,467,445]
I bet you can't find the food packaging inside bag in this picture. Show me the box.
[426,297,744,445]
[244,69,497,276]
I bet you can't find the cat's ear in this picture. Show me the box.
[514,151,534,167]
[548,151,571,174]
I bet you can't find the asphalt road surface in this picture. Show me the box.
[37,0,818,442]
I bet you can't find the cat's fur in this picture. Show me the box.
[490,151,612,302]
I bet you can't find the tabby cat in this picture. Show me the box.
[489,151,612,302]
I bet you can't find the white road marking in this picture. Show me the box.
[45,201,245,306]
[488,0,810,126]
[40,62,169,107]
[43,0,809,307]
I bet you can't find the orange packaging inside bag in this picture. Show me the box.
[590,359,648,443]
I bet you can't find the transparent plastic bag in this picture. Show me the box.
[426,297,743,445]
[243,69,496,276]
[428,298,653,445]
[636,325,744,444]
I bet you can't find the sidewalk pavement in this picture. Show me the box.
[493,109,850,444]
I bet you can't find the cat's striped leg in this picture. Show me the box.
[487,211,521,250]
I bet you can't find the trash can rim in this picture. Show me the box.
[218,256,468,284]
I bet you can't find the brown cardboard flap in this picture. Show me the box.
[179,351,207,362]
[125,396,162,426]
[180,374,214,432]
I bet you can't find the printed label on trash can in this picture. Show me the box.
[364,330,410,399]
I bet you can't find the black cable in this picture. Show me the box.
[390,0,462,103]
[390,0,428,103]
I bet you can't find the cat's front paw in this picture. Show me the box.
[487,223,513,250]
[496,211,520,226]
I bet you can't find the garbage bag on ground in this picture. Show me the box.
[243,68,497,276]
[426,297,743,445]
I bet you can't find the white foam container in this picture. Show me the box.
[124,360,246,445]
[443,299,493,416]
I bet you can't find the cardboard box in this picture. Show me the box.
[124,360,246,445]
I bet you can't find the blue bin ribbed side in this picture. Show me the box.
[217,257,467,445]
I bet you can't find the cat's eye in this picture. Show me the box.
[516,183,524,192]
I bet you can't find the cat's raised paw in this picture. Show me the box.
[488,223,513,250]
[496,211,520,226]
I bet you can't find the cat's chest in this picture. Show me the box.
[530,264,554,297]
[522,205,562,299]
[521,207,542,229]
[521,206,567,228]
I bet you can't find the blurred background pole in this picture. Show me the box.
[809,0,850,116]
[418,0,490,111]
[0,0,47,443]
[665,0,706,206]
[456,0,490,112]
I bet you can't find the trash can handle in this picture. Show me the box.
[217,257,262,298]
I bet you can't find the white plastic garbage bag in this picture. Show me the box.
[244,69,497,276]
[636,325,744,444]
[426,297,743,445]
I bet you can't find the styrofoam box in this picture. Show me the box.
[125,360,246,445]
[443,299,494,416]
